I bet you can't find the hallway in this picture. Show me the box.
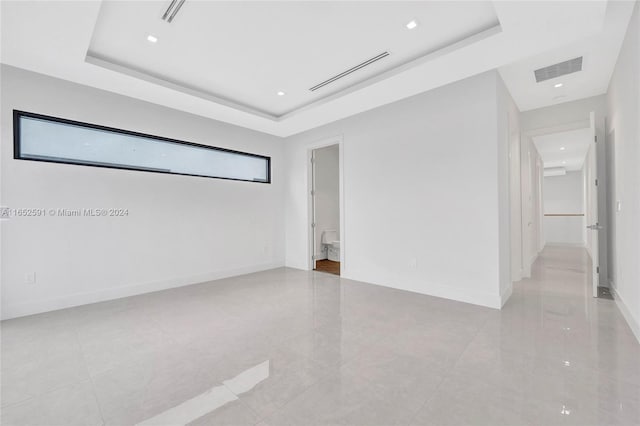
[1,248,639,425]
[421,245,640,425]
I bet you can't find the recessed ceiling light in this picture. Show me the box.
[554,83,563,88]
[147,35,158,43]
[560,147,566,151]
[562,161,567,164]
[277,91,286,96]
[406,20,418,30]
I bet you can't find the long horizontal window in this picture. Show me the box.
[13,110,270,183]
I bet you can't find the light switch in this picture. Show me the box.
[616,201,622,212]
[24,272,36,284]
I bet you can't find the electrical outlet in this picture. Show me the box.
[408,258,417,268]
[24,272,36,284]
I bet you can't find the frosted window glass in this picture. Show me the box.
[15,112,270,183]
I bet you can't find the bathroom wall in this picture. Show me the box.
[543,170,586,246]
[313,144,340,260]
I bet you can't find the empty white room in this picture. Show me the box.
[1,1,639,425]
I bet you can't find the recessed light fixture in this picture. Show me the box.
[554,83,563,88]
[560,147,566,151]
[562,161,567,164]
[277,91,286,96]
[406,19,418,30]
[147,35,158,43]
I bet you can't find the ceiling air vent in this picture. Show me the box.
[162,0,186,23]
[534,57,583,83]
[309,52,390,92]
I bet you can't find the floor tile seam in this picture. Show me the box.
[254,366,354,425]
[3,329,96,402]
[0,394,38,411]
[400,308,493,426]
[210,382,263,424]
[234,368,326,421]
[401,373,448,426]
[2,378,103,423]
[73,326,107,426]
[1,366,95,408]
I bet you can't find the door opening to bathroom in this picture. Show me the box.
[311,144,341,276]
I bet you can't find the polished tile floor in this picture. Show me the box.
[2,246,639,425]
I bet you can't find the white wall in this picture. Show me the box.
[497,74,519,297]
[0,65,285,319]
[313,144,339,260]
[543,171,585,246]
[519,134,544,278]
[285,71,511,309]
[606,1,640,342]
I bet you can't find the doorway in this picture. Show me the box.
[311,144,341,276]
[530,112,607,298]
[533,127,591,250]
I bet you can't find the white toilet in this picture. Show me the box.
[321,230,340,262]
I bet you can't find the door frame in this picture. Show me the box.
[605,129,616,288]
[307,136,344,274]
[586,111,600,298]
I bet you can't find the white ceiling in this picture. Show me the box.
[499,0,635,112]
[532,128,592,171]
[89,1,499,118]
[0,1,634,137]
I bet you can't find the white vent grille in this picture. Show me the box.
[534,57,583,82]
[309,52,390,92]
[162,0,186,23]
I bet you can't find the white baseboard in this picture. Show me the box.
[610,286,640,344]
[521,252,539,279]
[500,283,513,307]
[512,269,522,283]
[338,271,504,310]
[1,261,285,320]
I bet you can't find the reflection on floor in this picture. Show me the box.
[1,246,639,425]
[314,259,340,276]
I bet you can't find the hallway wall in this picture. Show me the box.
[519,134,544,278]
[497,75,521,291]
[606,1,640,341]
[543,171,586,246]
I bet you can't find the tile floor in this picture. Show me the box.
[1,246,639,425]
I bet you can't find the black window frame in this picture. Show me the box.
[13,110,271,184]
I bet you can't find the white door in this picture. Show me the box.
[586,111,601,297]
